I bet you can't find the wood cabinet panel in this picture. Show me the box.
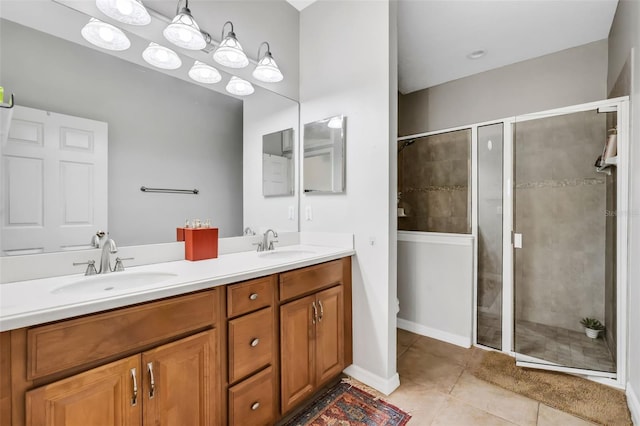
[315,286,344,387]
[142,330,217,426]
[1,332,11,426]
[228,367,275,426]
[280,295,315,413]
[25,355,141,426]
[228,307,273,384]
[227,276,274,318]
[27,290,218,380]
[279,260,343,302]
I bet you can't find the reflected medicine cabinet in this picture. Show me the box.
[303,115,346,194]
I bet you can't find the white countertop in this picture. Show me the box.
[0,244,354,332]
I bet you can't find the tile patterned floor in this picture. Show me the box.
[384,329,598,425]
[477,312,616,373]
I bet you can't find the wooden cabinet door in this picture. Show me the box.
[142,330,217,426]
[315,286,344,387]
[26,355,141,426]
[280,295,315,413]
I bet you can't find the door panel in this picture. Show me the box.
[26,355,141,426]
[513,108,615,375]
[280,294,315,413]
[1,105,107,255]
[142,330,217,426]
[315,286,344,387]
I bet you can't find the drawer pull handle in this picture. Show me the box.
[250,338,260,347]
[312,302,318,324]
[251,402,260,411]
[147,362,155,399]
[130,368,138,406]
[318,300,324,322]
[249,293,258,300]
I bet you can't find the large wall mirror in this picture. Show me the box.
[263,128,295,197]
[0,1,299,256]
[303,115,346,194]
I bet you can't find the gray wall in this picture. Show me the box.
[1,20,243,245]
[607,0,640,410]
[399,40,608,135]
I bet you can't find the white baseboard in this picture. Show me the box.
[397,318,471,348]
[628,382,640,425]
[343,364,400,396]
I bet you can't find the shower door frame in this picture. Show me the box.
[502,97,629,388]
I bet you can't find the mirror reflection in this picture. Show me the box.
[262,128,294,197]
[303,115,346,194]
[0,4,299,256]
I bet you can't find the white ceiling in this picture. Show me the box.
[398,0,619,94]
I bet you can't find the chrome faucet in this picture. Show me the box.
[99,238,118,274]
[263,229,278,251]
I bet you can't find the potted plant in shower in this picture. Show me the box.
[580,318,605,339]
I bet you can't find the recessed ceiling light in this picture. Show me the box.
[467,49,487,60]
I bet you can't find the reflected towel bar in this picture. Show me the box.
[140,186,199,194]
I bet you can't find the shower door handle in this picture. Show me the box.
[512,232,523,249]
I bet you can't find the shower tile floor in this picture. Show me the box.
[477,312,616,373]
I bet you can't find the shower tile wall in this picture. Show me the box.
[398,129,471,234]
[514,110,607,333]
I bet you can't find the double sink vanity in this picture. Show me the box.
[0,239,354,425]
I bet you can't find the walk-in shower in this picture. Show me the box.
[398,97,629,385]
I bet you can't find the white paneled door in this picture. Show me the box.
[1,106,107,255]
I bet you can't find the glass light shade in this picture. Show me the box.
[225,77,254,96]
[213,35,249,68]
[188,61,221,84]
[163,9,206,50]
[327,116,343,129]
[95,0,150,25]
[252,52,283,83]
[81,18,130,51]
[142,43,182,70]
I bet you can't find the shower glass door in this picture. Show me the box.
[512,107,617,377]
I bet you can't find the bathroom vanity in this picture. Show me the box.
[0,248,353,426]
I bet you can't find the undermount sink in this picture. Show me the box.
[51,271,178,295]
[258,249,317,260]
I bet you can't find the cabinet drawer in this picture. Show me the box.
[279,260,343,302]
[228,367,275,426]
[228,307,273,384]
[27,290,218,380]
[227,276,274,318]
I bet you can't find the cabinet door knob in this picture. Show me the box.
[251,402,260,411]
[147,362,156,399]
[250,338,260,347]
[249,293,259,300]
[130,368,138,406]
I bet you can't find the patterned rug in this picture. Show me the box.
[283,381,411,426]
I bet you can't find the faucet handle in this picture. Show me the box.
[252,241,264,252]
[267,240,278,251]
[74,260,98,276]
[114,257,134,272]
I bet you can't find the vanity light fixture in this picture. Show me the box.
[327,116,343,129]
[188,61,222,84]
[252,42,284,83]
[213,21,249,69]
[163,0,207,50]
[81,18,131,51]
[142,42,182,70]
[95,0,150,26]
[225,76,254,96]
